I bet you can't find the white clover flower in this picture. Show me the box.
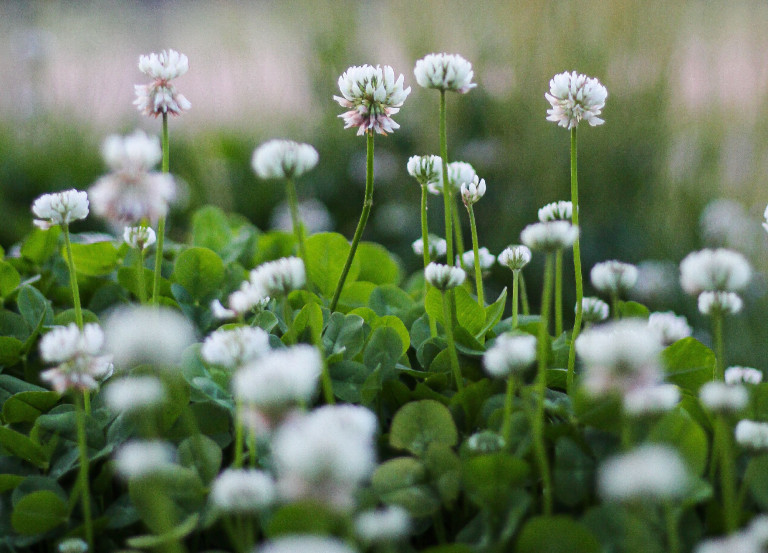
[538,200,573,222]
[102,130,162,173]
[482,334,537,378]
[623,384,680,416]
[272,405,377,509]
[467,430,506,453]
[694,534,763,553]
[58,538,88,553]
[460,247,495,271]
[412,235,447,260]
[250,257,305,297]
[697,291,743,316]
[427,161,476,196]
[725,366,763,385]
[334,64,411,136]
[545,71,607,130]
[123,225,156,250]
[39,323,112,393]
[680,248,751,295]
[104,306,196,369]
[520,221,579,252]
[498,245,532,272]
[32,189,89,230]
[104,376,165,414]
[647,311,691,346]
[700,199,753,248]
[257,536,357,553]
[699,381,749,413]
[211,280,271,320]
[580,297,609,324]
[355,505,412,543]
[414,53,477,93]
[748,516,768,546]
[735,420,768,450]
[590,260,638,295]
[598,445,690,502]
[134,49,191,117]
[425,262,466,290]
[460,175,486,206]
[210,469,276,513]
[115,440,176,479]
[576,319,663,397]
[252,139,319,180]
[201,326,270,370]
[407,155,442,187]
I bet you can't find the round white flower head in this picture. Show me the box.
[211,280,271,320]
[355,505,412,543]
[576,319,663,397]
[545,71,607,130]
[498,245,532,272]
[590,260,638,295]
[123,225,156,250]
[39,323,112,393]
[134,49,191,117]
[407,155,442,187]
[460,247,495,271]
[699,381,749,413]
[32,189,89,230]
[252,139,319,180]
[598,445,690,502]
[427,161,476,196]
[334,64,411,136]
[725,366,763,386]
[647,311,691,346]
[250,257,305,297]
[102,130,162,173]
[520,221,579,252]
[695,531,764,553]
[482,334,537,378]
[412,235,447,260]
[748,515,768,546]
[538,200,573,222]
[115,440,175,480]
[201,326,270,370]
[735,420,768,450]
[680,248,751,295]
[104,376,166,414]
[467,430,506,454]
[257,536,357,553]
[58,538,88,553]
[414,53,477,93]
[460,175,486,206]
[104,306,195,369]
[623,384,680,416]
[425,262,466,290]
[211,469,276,513]
[697,291,743,316]
[580,297,609,324]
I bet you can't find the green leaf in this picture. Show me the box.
[363,326,403,374]
[305,233,359,298]
[265,501,344,537]
[0,261,20,298]
[253,231,296,266]
[178,435,222,485]
[745,455,768,509]
[617,300,650,319]
[0,337,23,366]
[0,474,25,493]
[283,302,323,345]
[0,426,48,468]
[423,443,461,504]
[67,241,118,276]
[370,315,409,356]
[426,287,485,337]
[126,513,199,548]
[390,400,458,456]
[17,285,53,332]
[553,437,594,506]
[663,337,715,394]
[20,227,61,264]
[648,410,709,476]
[11,490,68,535]
[355,242,401,285]
[516,516,601,553]
[172,247,225,300]
[372,457,441,517]
[338,281,377,310]
[479,287,507,337]
[2,391,60,424]
[322,313,365,360]
[117,266,153,302]
[328,361,371,403]
[53,308,99,327]
[463,453,530,510]
[369,285,415,318]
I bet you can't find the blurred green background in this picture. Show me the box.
[2,0,768,366]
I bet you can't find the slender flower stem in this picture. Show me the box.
[512,271,520,328]
[520,273,530,316]
[233,402,244,468]
[715,415,739,533]
[555,250,563,336]
[421,185,437,337]
[611,291,620,320]
[61,224,83,330]
[567,126,583,395]
[665,503,681,553]
[330,132,374,311]
[534,253,555,515]
[502,376,516,447]
[135,249,147,304]
[439,91,454,265]
[441,291,464,395]
[75,392,93,551]
[467,204,484,307]
[285,177,307,265]
[452,202,465,267]
[152,113,170,306]
[712,311,725,381]
[248,431,258,468]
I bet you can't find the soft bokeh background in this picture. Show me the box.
[2,0,768,366]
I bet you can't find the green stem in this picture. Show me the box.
[567,126,583,395]
[512,271,520,328]
[330,131,374,311]
[441,291,464,395]
[285,177,308,266]
[520,272,530,316]
[135,248,147,304]
[439,91,454,265]
[248,431,258,468]
[555,249,563,336]
[715,415,739,533]
[152,113,170,306]
[421,185,438,337]
[233,402,244,468]
[320,359,335,405]
[467,205,484,307]
[62,224,83,330]
[75,393,93,551]
[665,503,681,553]
[611,291,620,320]
[502,376,516,447]
[712,311,725,381]
[452,201,465,267]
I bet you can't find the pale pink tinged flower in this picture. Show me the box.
[39,323,112,393]
[134,49,191,117]
[647,311,691,346]
[460,175,486,206]
[252,139,319,180]
[334,64,411,136]
[545,71,608,130]
[414,53,477,93]
[32,189,89,230]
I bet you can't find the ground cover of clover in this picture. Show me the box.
[1,48,768,553]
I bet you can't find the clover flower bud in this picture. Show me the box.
[498,245,532,272]
[252,139,319,180]
[647,311,691,346]
[201,326,270,370]
[250,257,305,297]
[538,200,573,222]
[591,260,638,295]
[725,366,763,385]
[460,247,495,271]
[697,291,743,316]
[545,71,607,129]
[482,334,537,378]
[520,221,579,252]
[735,420,768,450]
[355,505,412,543]
[699,381,748,413]
[623,384,680,416]
[123,225,156,250]
[680,248,751,295]
[104,376,166,414]
[598,445,691,502]
[414,53,477,93]
[407,155,442,187]
[257,537,357,553]
[427,161,476,196]
[58,538,88,553]
[211,469,276,513]
[425,262,465,290]
[460,175,486,206]
[580,297,609,324]
[32,189,89,230]
[115,440,176,479]
[412,235,447,260]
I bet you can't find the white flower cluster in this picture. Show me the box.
[412,235,447,260]
[623,384,680,416]
[123,225,156,250]
[545,71,608,130]
[407,155,442,187]
[32,189,89,230]
[460,175,486,206]
[699,381,748,413]
[252,139,319,180]
[538,200,573,222]
[210,468,276,513]
[590,260,638,295]
[694,516,768,553]
[725,366,763,385]
[598,445,690,502]
[355,505,411,543]
[39,323,112,393]
[482,334,537,378]
[414,53,477,93]
[425,262,466,291]
[735,420,768,450]
[520,221,579,252]
[427,161,476,196]
[104,376,165,414]
[115,440,176,479]
[680,248,751,295]
[251,257,306,298]
[201,326,270,369]
[498,245,531,272]
[647,311,691,345]
[459,247,495,271]
[580,297,609,324]
[257,536,357,553]
[698,291,743,316]
[134,49,191,117]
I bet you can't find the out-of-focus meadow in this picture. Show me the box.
[2,0,768,365]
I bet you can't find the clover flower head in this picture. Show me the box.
[211,469,276,513]
[252,139,319,180]
[58,538,88,553]
[460,247,495,272]
[538,200,573,222]
[407,155,442,187]
[412,235,447,260]
[647,311,691,345]
[104,376,166,414]
[580,296,609,323]
[425,262,465,290]
[735,420,768,450]
[680,248,751,295]
[598,445,690,502]
[123,225,156,250]
[699,381,749,413]
[520,221,579,252]
[115,440,176,480]
[134,49,190,117]
[201,326,270,369]
[257,536,357,553]
[725,366,763,385]
[498,245,532,271]
[697,291,743,316]
[545,71,607,130]
[32,189,89,230]
[39,323,112,393]
[460,175,486,206]
[211,281,270,320]
[102,130,161,173]
[355,505,412,543]
[334,64,410,136]
[483,334,537,378]
[414,53,477,93]
[591,260,638,295]
[694,534,764,553]
[467,430,506,453]
[250,257,305,297]
[623,384,680,416]
[426,161,476,196]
